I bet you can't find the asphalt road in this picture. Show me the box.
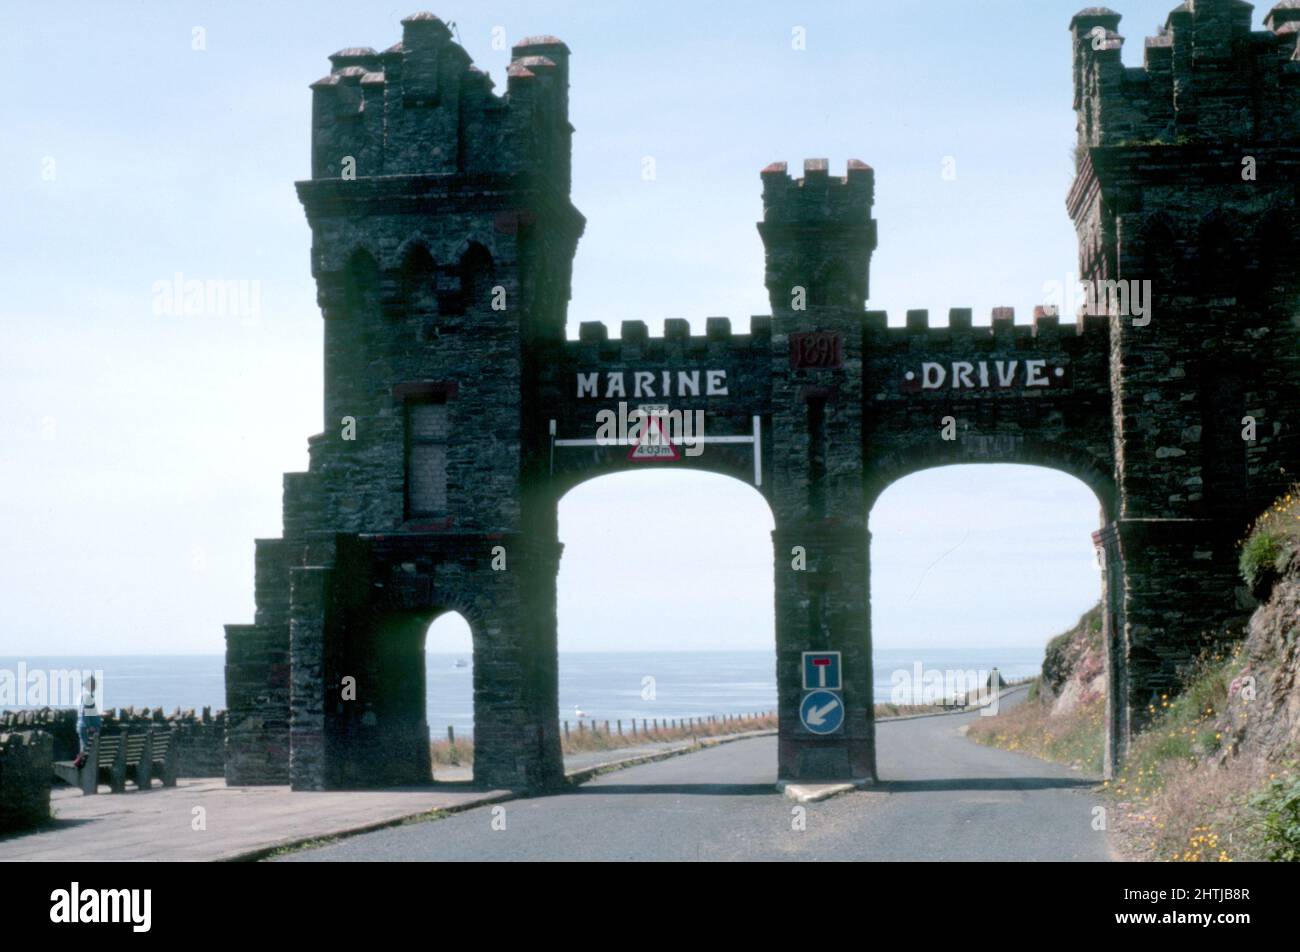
[277,692,1112,862]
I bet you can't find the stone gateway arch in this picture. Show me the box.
[225,5,1300,790]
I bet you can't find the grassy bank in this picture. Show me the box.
[1111,483,1300,861]
[969,645,1300,860]
[970,485,1300,861]
[967,681,1106,774]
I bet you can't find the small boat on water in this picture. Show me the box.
[453,659,469,669]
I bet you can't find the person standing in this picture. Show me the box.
[77,674,102,761]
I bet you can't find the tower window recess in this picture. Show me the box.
[405,400,449,519]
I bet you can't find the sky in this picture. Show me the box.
[0,0,1200,656]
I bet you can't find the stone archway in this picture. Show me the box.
[225,9,1300,794]
[554,468,777,736]
[866,462,1113,777]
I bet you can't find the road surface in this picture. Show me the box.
[277,694,1112,861]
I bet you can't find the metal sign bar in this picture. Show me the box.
[547,416,765,487]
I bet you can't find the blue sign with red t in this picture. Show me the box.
[802,652,842,691]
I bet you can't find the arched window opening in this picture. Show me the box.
[457,242,494,314]
[343,249,380,319]
[400,244,439,317]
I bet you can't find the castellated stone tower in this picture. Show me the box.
[1069,1,1300,765]
[225,13,583,790]
[759,160,879,781]
[758,159,878,312]
[225,4,1300,794]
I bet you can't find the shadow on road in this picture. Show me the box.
[0,816,95,844]
[878,776,1099,793]
[563,777,1098,798]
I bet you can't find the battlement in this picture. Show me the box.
[561,307,1109,359]
[570,317,772,359]
[760,159,875,224]
[1071,2,1300,149]
[758,159,878,311]
[309,13,572,188]
[862,306,1109,348]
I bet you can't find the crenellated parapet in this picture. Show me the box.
[309,13,573,188]
[758,159,877,312]
[570,316,771,357]
[1071,2,1300,150]
[863,305,1109,343]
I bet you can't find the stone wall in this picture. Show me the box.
[0,731,52,833]
[0,707,227,778]
[1070,2,1300,761]
[547,318,774,492]
[860,306,1116,514]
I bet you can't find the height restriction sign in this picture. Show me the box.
[801,652,842,691]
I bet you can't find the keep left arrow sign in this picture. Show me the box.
[805,697,840,726]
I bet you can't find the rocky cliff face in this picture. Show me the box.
[1217,555,1300,765]
[1040,603,1105,718]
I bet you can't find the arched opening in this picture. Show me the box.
[327,605,477,788]
[399,243,438,317]
[868,463,1106,778]
[1135,215,1179,311]
[457,242,494,314]
[1195,214,1241,298]
[424,611,475,781]
[556,469,776,760]
[343,248,380,317]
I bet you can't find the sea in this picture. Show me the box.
[0,648,1043,737]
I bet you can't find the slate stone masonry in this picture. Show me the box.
[225,4,1300,789]
[0,731,52,833]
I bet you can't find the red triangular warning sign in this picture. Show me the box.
[628,414,680,461]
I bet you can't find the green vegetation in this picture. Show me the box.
[967,679,1106,774]
[972,484,1300,860]
[1250,775,1300,863]
[1105,646,1240,861]
[970,605,1108,773]
[1115,135,1194,148]
[974,639,1296,861]
[1238,485,1299,595]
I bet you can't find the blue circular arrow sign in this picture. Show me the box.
[800,690,845,735]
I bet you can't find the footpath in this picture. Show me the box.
[0,731,773,862]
